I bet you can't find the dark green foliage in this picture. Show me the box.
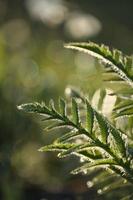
[18,41,133,198]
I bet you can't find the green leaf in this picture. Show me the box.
[86,100,94,133]
[45,122,67,131]
[49,99,58,114]
[17,102,51,115]
[114,107,133,118]
[71,98,80,125]
[103,72,125,82]
[58,144,80,158]
[113,100,133,111]
[97,89,106,111]
[113,100,133,118]
[113,49,122,63]
[79,150,103,160]
[55,130,82,143]
[110,87,133,99]
[58,143,98,158]
[95,111,109,144]
[41,116,55,122]
[39,143,76,152]
[64,42,133,87]
[72,158,116,174]
[109,126,126,158]
[59,98,66,117]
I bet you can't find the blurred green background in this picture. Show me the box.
[0,0,133,199]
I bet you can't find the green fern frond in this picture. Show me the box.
[18,98,133,184]
[64,42,133,87]
[18,41,133,197]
